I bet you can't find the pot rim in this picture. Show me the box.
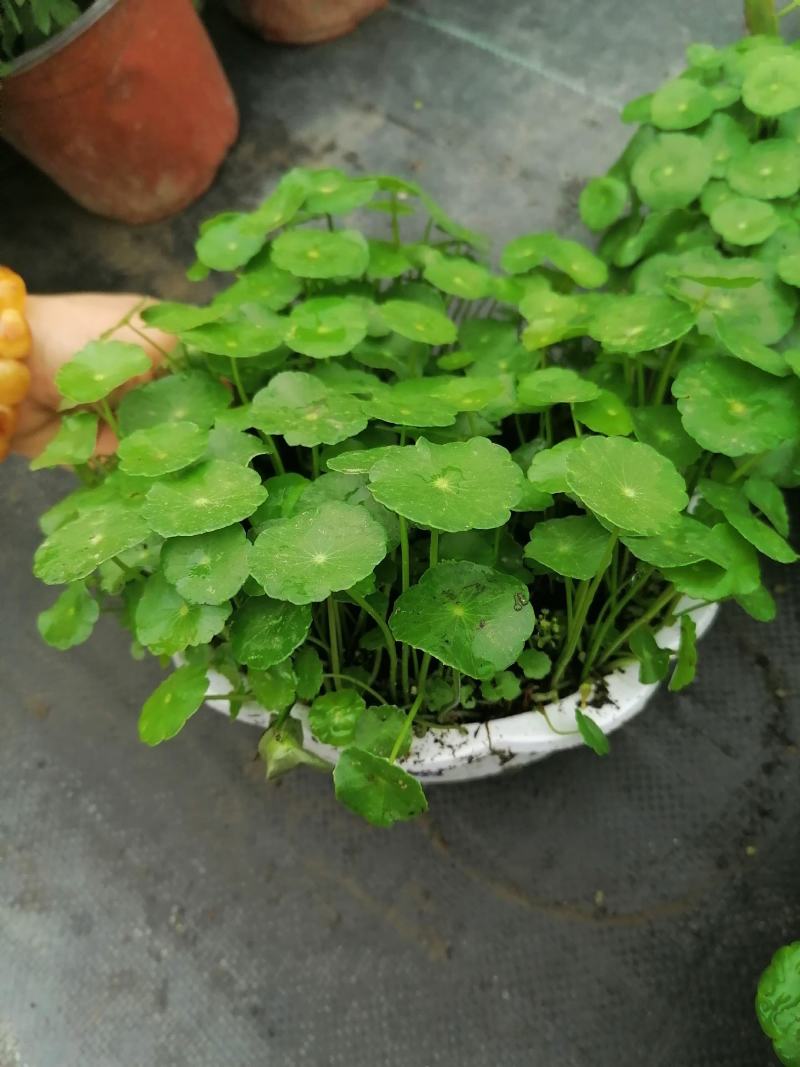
[192,598,720,783]
[3,0,120,78]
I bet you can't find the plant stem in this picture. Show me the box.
[429,528,439,567]
[729,452,762,483]
[652,337,685,405]
[551,533,618,690]
[100,297,148,339]
[390,653,431,761]
[570,405,583,438]
[399,516,412,703]
[326,597,341,687]
[598,584,679,667]
[97,398,120,437]
[311,445,320,478]
[583,564,654,679]
[321,673,386,703]
[348,590,398,701]
[229,357,248,405]
[128,322,181,374]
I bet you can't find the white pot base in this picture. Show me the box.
[200,601,719,784]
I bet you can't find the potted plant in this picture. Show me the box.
[757,941,800,1065]
[225,0,386,45]
[27,125,798,824]
[0,0,238,223]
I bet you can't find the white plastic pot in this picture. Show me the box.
[200,600,718,784]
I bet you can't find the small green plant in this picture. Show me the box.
[757,941,800,1065]
[30,64,800,825]
[0,0,89,63]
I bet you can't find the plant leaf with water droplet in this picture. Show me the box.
[161,524,251,604]
[118,421,208,477]
[143,459,266,537]
[230,598,312,670]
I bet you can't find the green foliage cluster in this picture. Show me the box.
[29,31,800,824]
[757,940,800,1066]
[0,0,87,63]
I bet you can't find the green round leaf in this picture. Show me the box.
[30,412,98,471]
[501,233,607,288]
[56,340,151,405]
[631,134,712,209]
[250,500,387,604]
[333,747,428,827]
[119,371,231,434]
[727,139,800,199]
[309,689,366,746]
[214,260,302,312]
[631,405,702,469]
[304,170,378,215]
[271,228,369,279]
[230,598,312,669]
[37,582,99,650]
[117,422,208,477]
[34,502,149,585]
[143,460,267,537]
[180,310,286,359]
[650,78,715,130]
[249,661,297,713]
[579,176,628,232]
[525,515,612,580]
[379,299,457,345]
[517,648,551,680]
[140,302,224,332]
[588,294,695,353]
[353,705,411,758]
[366,381,457,427]
[195,214,267,272]
[138,665,209,746]
[294,645,324,701]
[713,319,788,376]
[673,356,800,456]
[390,560,535,680]
[621,515,716,567]
[295,471,399,549]
[326,445,402,475]
[709,197,779,246]
[422,251,491,299]
[251,371,367,447]
[777,251,800,287]
[368,437,524,532]
[135,572,229,655]
[526,438,582,493]
[742,52,800,116]
[572,389,634,436]
[703,112,750,178]
[285,296,368,358]
[206,424,268,466]
[367,239,413,281]
[566,436,688,535]
[517,368,600,407]
[161,524,251,604]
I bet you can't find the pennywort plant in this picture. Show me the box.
[0,0,87,62]
[757,940,800,1066]
[30,141,798,824]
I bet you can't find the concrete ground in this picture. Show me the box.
[1,2,799,1064]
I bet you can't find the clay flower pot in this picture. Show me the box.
[0,0,239,224]
[226,0,386,45]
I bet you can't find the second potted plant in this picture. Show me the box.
[0,0,239,223]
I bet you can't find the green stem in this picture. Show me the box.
[729,452,762,483]
[390,653,431,761]
[100,297,148,340]
[259,433,285,475]
[311,445,320,479]
[348,590,398,701]
[551,534,618,690]
[97,399,120,437]
[570,405,583,438]
[583,565,654,679]
[598,585,679,667]
[429,528,439,568]
[652,337,685,406]
[399,516,412,703]
[327,597,341,687]
[127,322,181,374]
[322,673,386,704]
[229,357,248,405]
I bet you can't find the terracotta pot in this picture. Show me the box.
[0,0,239,224]
[226,0,386,44]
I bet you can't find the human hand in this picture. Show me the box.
[11,292,175,459]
